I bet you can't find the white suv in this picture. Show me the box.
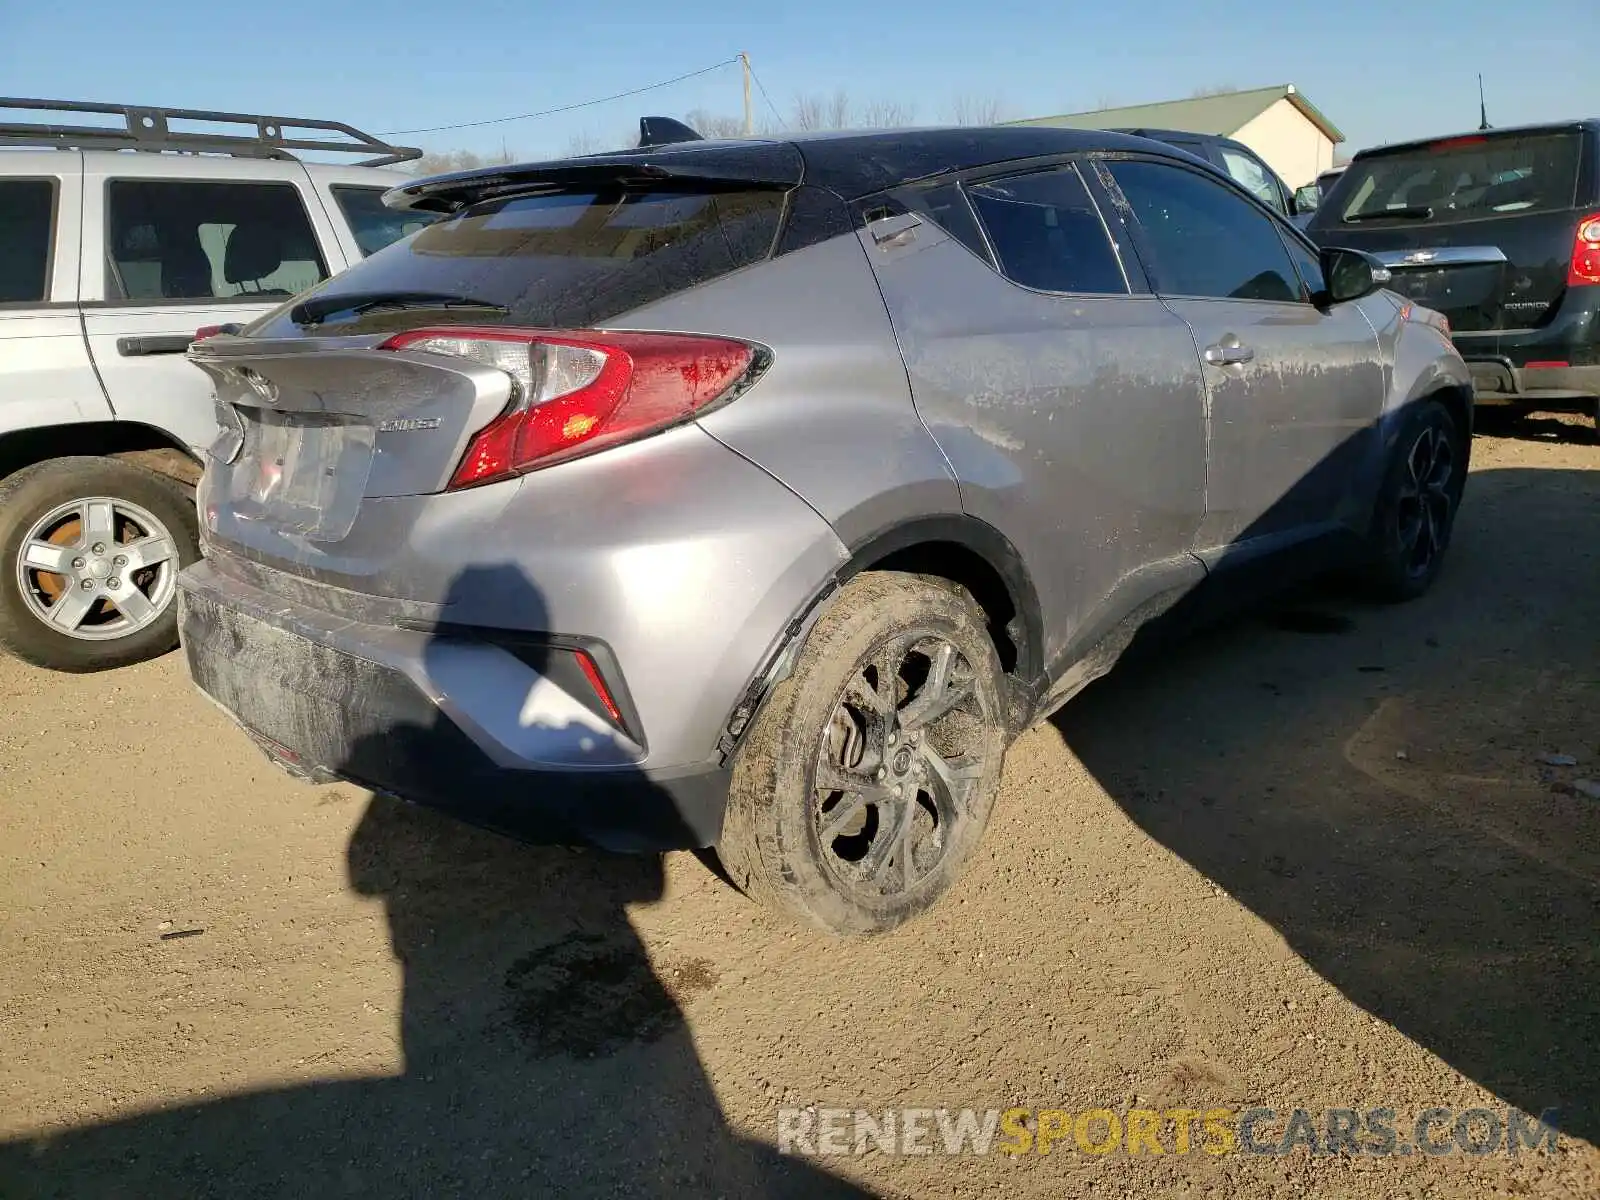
[0,98,435,670]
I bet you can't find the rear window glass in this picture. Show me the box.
[254,186,786,336]
[0,179,55,303]
[332,187,441,256]
[1337,132,1582,224]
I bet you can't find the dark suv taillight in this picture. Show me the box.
[379,327,764,489]
[1568,213,1600,287]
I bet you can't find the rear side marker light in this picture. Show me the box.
[1525,361,1570,370]
[379,327,764,489]
[1569,214,1600,287]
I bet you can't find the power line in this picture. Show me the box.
[384,58,740,136]
[746,60,786,130]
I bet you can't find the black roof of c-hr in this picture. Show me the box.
[778,126,1183,196]
[386,126,1186,212]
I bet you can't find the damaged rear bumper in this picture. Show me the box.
[176,559,729,850]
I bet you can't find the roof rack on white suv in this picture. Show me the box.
[0,97,422,167]
[0,100,441,673]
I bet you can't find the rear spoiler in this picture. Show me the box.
[384,136,802,214]
[1354,119,1597,161]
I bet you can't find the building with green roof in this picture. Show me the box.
[1009,84,1344,189]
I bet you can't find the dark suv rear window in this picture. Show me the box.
[253,186,786,336]
[1335,131,1583,225]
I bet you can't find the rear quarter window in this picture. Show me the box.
[256,186,786,336]
[0,179,55,303]
[1337,131,1583,224]
[107,180,327,302]
[332,187,442,256]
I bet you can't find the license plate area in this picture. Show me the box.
[1390,262,1508,331]
[227,409,375,542]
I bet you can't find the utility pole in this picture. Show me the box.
[1478,74,1490,131]
[741,52,753,136]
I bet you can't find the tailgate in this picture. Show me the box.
[189,334,515,541]
[1369,244,1509,333]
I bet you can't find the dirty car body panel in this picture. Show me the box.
[177,127,1471,851]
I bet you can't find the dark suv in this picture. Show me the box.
[1306,120,1600,426]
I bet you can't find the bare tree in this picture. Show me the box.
[948,95,1007,126]
[790,91,851,130]
[825,90,851,130]
[409,144,522,175]
[785,91,918,131]
[682,108,748,139]
[409,149,485,175]
[1189,84,1239,98]
[565,130,604,157]
[860,99,916,128]
[790,93,827,132]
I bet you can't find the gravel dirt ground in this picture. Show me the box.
[1,420,1597,1199]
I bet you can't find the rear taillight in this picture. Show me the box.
[1399,302,1451,336]
[379,327,761,489]
[1568,214,1600,286]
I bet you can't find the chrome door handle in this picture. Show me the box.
[1203,341,1255,366]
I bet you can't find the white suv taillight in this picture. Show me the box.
[379,327,763,489]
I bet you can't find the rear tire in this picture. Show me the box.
[0,456,199,672]
[718,572,1008,935]
[1361,398,1465,603]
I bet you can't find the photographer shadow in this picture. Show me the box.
[0,564,873,1199]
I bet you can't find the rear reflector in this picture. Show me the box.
[1568,214,1600,287]
[575,649,623,725]
[1524,360,1570,370]
[380,327,762,488]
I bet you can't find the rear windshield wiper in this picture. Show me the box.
[291,290,509,327]
[1344,206,1435,223]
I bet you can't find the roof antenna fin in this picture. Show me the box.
[1478,74,1491,131]
[637,116,704,148]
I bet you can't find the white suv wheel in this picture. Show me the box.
[16,495,180,641]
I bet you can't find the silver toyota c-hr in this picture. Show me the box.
[178,127,1471,935]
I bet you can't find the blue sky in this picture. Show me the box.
[3,0,1590,163]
